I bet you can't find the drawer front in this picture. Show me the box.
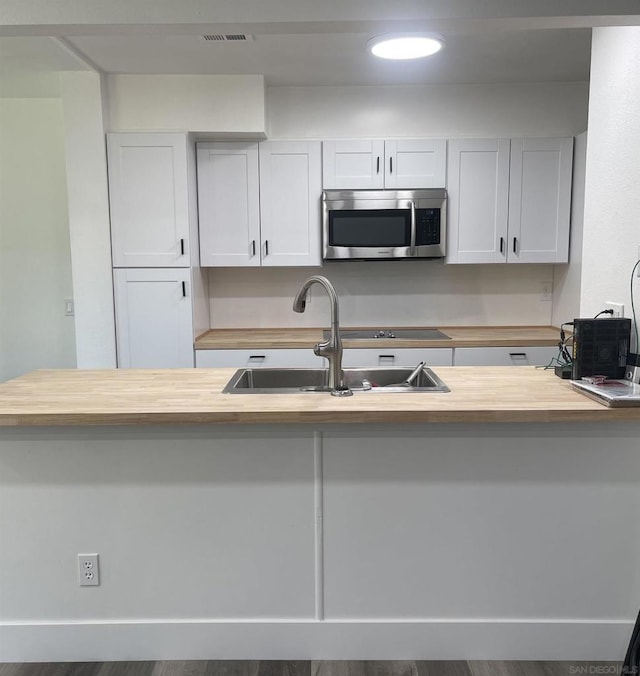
[341,348,453,368]
[195,349,326,368]
[453,346,558,366]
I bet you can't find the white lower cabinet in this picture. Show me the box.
[196,346,557,369]
[196,349,326,368]
[114,268,194,368]
[196,348,451,369]
[453,346,558,366]
[341,348,453,368]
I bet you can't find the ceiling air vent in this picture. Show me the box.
[201,34,254,42]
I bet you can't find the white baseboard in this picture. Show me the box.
[0,619,633,662]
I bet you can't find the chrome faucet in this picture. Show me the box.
[293,275,352,397]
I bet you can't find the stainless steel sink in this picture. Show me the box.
[324,328,451,340]
[222,367,449,394]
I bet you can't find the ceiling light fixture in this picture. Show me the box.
[367,33,444,60]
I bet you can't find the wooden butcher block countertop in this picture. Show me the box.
[194,326,559,350]
[0,366,638,426]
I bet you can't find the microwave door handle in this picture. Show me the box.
[409,201,417,256]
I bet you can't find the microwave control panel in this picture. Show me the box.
[416,209,441,245]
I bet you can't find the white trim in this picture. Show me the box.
[0,619,633,662]
[314,431,325,621]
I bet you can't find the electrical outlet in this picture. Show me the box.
[78,553,100,586]
[64,298,74,316]
[604,302,624,318]
[540,281,553,302]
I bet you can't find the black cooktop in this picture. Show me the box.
[323,328,451,340]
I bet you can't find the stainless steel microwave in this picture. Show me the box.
[322,189,447,261]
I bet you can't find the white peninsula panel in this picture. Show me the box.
[0,427,316,624]
[322,424,640,623]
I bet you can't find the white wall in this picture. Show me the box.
[106,74,266,134]
[267,82,589,139]
[0,93,77,382]
[208,263,555,328]
[60,71,116,368]
[204,82,589,329]
[581,27,640,343]
[552,131,587,327]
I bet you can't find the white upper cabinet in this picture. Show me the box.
[197,140,322,267]
[322,139,446,190]
[258,141,322,267]
[322,140,386,189]
[197,142,261,267]
[113,268,194,368]
[108,133,190,268]
[383,139,447,189]
[447,137,574,264]
[446,138,511,264]
[508,137,573,263]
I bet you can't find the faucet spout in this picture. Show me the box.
[293,275,352,397]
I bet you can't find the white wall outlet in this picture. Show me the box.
[540,281,553,302]
[64,298,74,316]
[78,553,100,586]
[604,302,624,318]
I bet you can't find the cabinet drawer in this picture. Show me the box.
[341,348,453,368]
[195,349,326,368]
[453,346,557,366]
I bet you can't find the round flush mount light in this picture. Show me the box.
[367,33,445,60]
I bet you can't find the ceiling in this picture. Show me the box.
[1,1,640,87]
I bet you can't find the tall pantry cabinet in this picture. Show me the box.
[107,133,209,368]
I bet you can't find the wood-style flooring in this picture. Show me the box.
[0,662,624,676]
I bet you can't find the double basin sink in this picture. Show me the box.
[223,366,449,394]
[223,325,451,394]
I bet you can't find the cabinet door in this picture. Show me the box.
[322,140,385,189]
[508,137,574,263]
[446,139,510,264]
[384,139,447,189]
[453,346,558,366]
[341,348,453,368]
[108,133,190,268]
[113,268,194,368]
[259,141,322,267]
[197,142,260,267]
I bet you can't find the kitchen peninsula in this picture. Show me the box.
[1,366,639,663]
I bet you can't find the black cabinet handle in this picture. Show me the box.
[513,237,517,253]
[509,352,527,357]
[251,240,256,257]
[499,237,505,254]
[264,240,269,256]
[376,156,380,174]
[389,157,393,173]
[181,281,186,297]
[379,354,395,359]
[180,238,185,255]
